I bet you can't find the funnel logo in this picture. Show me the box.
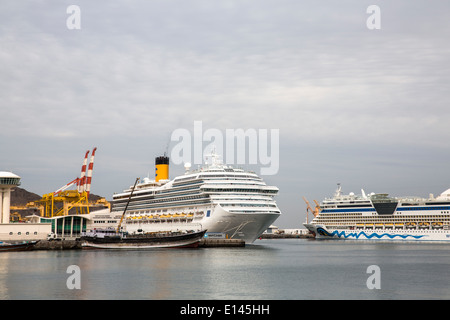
[170,121,279,175]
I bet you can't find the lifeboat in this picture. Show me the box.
[418,222,430,229]
[432,222,443,229]
[406,222,416,229]
[173,213,185,218]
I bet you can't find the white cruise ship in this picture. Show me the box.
[304,184,450,241]
[102,152,281,243]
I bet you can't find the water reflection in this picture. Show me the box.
[0,240,449,299]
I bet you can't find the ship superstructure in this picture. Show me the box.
[110,152,281,243]
[304,184,450,241]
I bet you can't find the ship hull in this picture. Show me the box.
[80,230,206,249]
[0,241,39,252]
[304,224,450,242]
[125,205,280,244]
[203,206,280,243]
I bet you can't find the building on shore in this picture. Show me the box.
[0,171,51,241]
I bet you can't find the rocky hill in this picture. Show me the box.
[10,187,105,206]
[9,187,107,221]
[10,187,41,206]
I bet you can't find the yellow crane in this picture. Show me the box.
[313,200,322,214]
[35,189,90,217]
[34,148,97,217]
[302,196,320,223]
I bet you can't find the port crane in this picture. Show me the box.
[35,148,98,217]
[302,196,320,223]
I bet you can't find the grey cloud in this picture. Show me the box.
[1,1,450,227]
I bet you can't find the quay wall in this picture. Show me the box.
[33,238,245,250]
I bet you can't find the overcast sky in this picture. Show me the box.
[1,1,450,228]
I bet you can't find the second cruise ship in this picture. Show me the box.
[304,184,450,241]
[106,152,281,243]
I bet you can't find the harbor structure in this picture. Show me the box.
[34,148,97,217]
[0,171,51,241]
[29,147,111,239]
[0,171,20,223]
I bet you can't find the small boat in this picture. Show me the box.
[406,222,416,229]
[80,230,206,250]
[0,241,39,252]
[432,222,443,229]
[418,222,430,229]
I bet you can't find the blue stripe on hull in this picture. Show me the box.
[316,227,425,240]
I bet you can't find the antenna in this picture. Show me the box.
[335,183,342,198]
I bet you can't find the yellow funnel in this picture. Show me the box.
[155,156,169,182]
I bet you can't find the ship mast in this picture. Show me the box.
[116,177,140,233]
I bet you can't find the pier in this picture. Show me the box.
[259,233,313,239]
[31,238,245,250]
[199,238,245,247]
[33,240,81,250]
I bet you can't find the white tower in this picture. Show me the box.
[0,171,21,224]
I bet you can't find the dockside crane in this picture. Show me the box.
[35,148,98,217]
[302,197,314,224]
[313,200,321,214]
[302,196,321,223]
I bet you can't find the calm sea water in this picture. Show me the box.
[1,239,449,300]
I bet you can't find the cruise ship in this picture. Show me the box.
[304,184,450,241]
[95,152,281,243]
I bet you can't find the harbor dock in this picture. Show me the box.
[33,240,81,250]
[32,237,245,250]
[199,238,245,247]
[259,233,313,239]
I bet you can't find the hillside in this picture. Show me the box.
[10,187,41,206]
[10,187,105,206]
[9,187,107,220]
